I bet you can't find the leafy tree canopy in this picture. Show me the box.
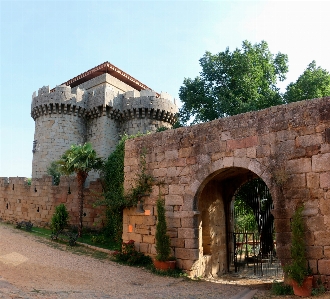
[284,60,330,103]
[57,142,104,176]
[179,40,289,124]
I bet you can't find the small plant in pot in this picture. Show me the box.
[154,188,176,270]
[284,205,313,297]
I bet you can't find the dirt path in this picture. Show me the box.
[0,223,327,299]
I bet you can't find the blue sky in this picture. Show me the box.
[1,0,330,177]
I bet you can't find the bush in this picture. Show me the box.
[155,194,171,261]
[51,204,69,232]
[113,240,152,266]
[271,281,293,295]
[91,235,106,244]
[47,161,61,185]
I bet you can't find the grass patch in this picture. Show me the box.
[14,223,120,251]
[77,233,120,251]
[31,226,52,236]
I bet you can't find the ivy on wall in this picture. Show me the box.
[99,133,154,242]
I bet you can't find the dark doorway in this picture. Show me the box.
[228,178,282,277]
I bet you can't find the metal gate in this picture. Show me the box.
[228,178,282,278]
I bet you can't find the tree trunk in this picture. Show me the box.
[77,171,88,237]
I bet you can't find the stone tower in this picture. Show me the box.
[31,62,178,178]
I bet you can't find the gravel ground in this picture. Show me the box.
[0,223,328,299]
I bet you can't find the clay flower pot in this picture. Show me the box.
[153,260,176,270]
[292,276,313,297]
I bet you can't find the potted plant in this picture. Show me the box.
[154,190,176,270]
[284,205,313,297]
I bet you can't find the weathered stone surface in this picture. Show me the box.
[306,246,324,259]
[318,260,330,275]
[165,195,183,206]
[314,232,330,246]
[307,173,320,189]
[185,238,199,249]
[286,158,311,174]
[178,228,199,239]
[175,248,199,260]
[312,153,330,172]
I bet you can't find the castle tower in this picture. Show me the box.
[31,85,87,178]
[120,90,177,135]
[31,62,178,179]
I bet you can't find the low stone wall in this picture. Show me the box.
[0,176,105,229]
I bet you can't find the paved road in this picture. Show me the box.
[0,223,261,299]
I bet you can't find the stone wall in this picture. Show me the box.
[123,97,330,285]
[0,176,105,229]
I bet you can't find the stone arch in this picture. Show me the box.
[191,160,278,278]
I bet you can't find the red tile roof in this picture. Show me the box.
[50,61,154,92]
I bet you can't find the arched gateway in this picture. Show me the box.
[123,97,330,282]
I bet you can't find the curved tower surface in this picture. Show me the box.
[31,62,178,178]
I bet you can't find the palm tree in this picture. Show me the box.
[57,143,104,237]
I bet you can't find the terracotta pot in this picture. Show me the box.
[153,260,176,270]
[292,276,313,297]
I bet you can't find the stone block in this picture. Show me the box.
[167,217,181,228]
[165,150,178,160]
[179,147,192,158]
[169,184,185,195]
[320,198,330,217]
[312,153,330,172]
[285,174,306,189]
[306,145,321,157]
[142,235,155,244]
[307,173,320,189]
[233,157,250,168]
[185,238,198,249]
[306,246,323,259]
[314,231,330,246]
[318,260,330,275]
[139,243,150,254]
[306,216,324,232]
[256,145,270,158]
[246,147,256,158]
[222,157,233,167]
[320,173,330,188]
[186,157,196,165]
[175,248,199,260]
[177,258,195,271]
[153,168,167,177]
[181,217,197,228]
[324,246,330,258]
[178,228,198,239]
[287,158,311,174]
[165,195,183,206]
[296,134,322,148]
[170,238,185,248]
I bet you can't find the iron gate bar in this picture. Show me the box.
[228,178,281,278]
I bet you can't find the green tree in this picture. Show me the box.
[179,40,288,125]
[50,203,69,233]
[47,161,61,185]
[155,191,171,261]
[284,60,330,103]
[56,143,104,237]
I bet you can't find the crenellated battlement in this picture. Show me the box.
[119,94,178,125]
[31,63,178,178]
[31,85,88,120]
